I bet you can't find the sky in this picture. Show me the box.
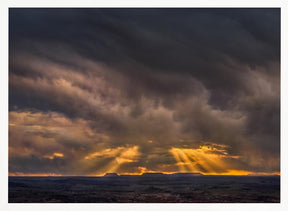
[8,8,280,176]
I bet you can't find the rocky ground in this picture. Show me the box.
[9,175,280,203]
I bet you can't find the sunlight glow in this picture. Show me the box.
[44,152,64,159]
[84,146,140,176]
[169,144,242,175]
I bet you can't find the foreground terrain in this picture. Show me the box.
[9,175,280,203]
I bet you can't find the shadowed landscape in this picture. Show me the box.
[9,174,280,203]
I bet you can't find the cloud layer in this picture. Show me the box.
[9,8,280,175]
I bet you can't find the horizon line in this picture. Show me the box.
[8,171,280,177]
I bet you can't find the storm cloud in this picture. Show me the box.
[9,8,280,176]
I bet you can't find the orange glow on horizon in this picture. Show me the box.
[203,170,280,176]
[9,172,62,176]
[8,171,280,177]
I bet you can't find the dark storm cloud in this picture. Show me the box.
[9,8,280,175]
[9,8,279,108]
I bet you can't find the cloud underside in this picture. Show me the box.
[9,8,280,175]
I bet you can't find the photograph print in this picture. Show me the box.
[9,8,280,203]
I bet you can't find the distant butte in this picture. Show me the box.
[104,173,119,177]
[171,173,202,176]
